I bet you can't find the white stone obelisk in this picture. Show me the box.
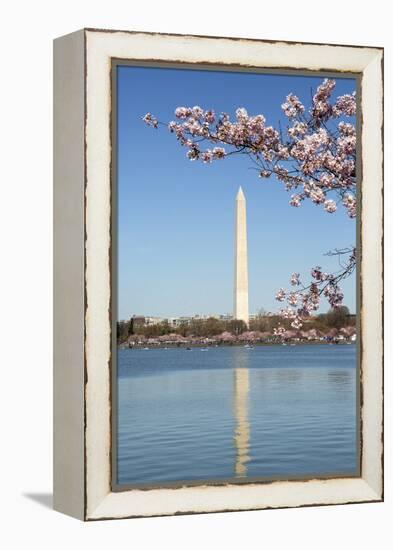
[234,187,249,325]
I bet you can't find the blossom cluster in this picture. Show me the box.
[142,112,158,128]
[143,79,357,218]
[273,325,286,336]
[281,94,305,118]
[274,247,356,327]
[275,270,336,329]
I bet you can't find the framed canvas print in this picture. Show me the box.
[53,29,384,520]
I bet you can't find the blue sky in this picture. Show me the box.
[117,65,357,320]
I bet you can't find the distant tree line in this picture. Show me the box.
[117,306,355,344]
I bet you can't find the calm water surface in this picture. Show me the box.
[116,344,357,485]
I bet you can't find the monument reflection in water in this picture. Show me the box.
[232,348,251,477]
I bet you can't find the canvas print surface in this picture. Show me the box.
[114,65,358,488]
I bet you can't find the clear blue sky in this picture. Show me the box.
[117,65,356,320]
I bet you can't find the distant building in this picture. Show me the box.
[169,316,192,327]
[220,313,233,321]
[131,315,145,330]
[145,316,165,326]
[128,311,281,328]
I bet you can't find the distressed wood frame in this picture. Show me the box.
[53,28,383,521]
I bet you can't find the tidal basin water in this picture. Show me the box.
[117,344,357,486]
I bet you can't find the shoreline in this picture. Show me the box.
[119,340,355,350]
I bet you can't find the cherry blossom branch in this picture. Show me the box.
[142,79,357,218]
[274,247,356,329]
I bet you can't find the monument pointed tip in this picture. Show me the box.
[236,186,245,200]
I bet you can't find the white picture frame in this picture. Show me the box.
[53,28,383,521]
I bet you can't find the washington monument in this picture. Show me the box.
[234,186,249,325]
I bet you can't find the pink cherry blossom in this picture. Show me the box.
[281,94,305,118]
[289,194,302,207]
[204,110,215,123]
[290,273,301,286]
[175,107,192,119]
[309,187,326,205]
[333,93,356,116]
[291,317,303,330]
[212,146,226,159]
[324,199,337,213]
[273,325,286,336]
[201,150,213,163]
[275,288,287,302]
[142,112,158,128]
[342,193,357,218]
[288,292,299,306]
